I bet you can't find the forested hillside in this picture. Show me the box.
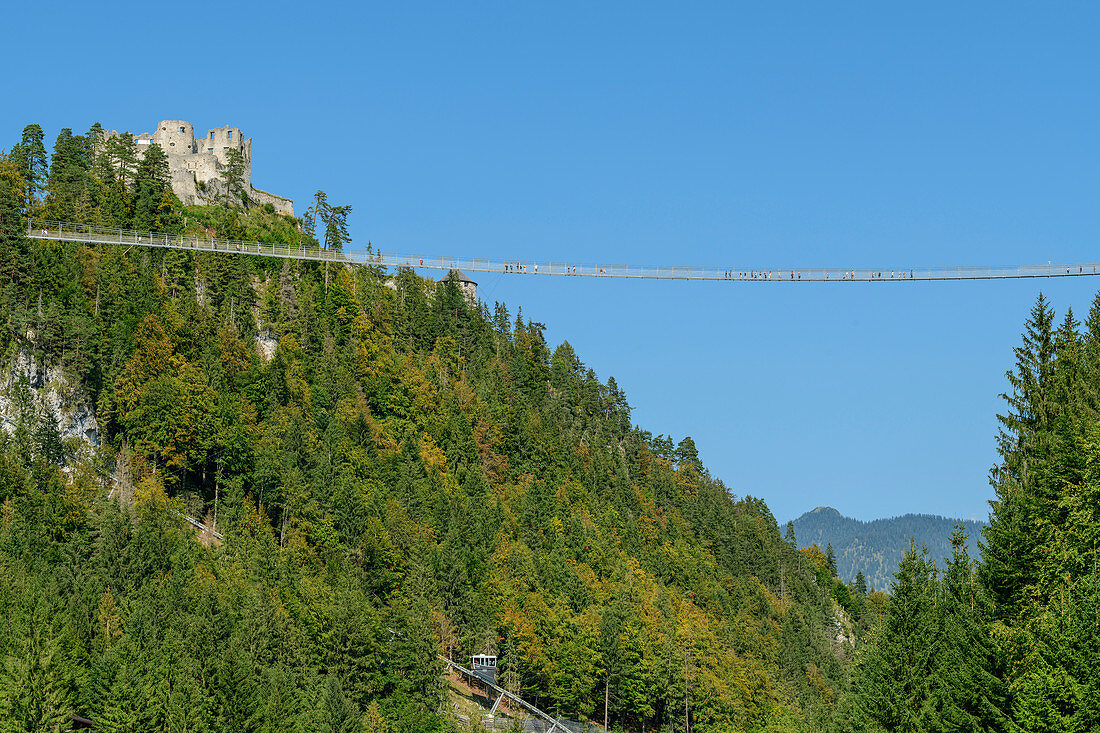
[0,124,850,731]
[790,507,985,591]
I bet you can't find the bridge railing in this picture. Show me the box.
[23,218,1100,282]
[24,218,369,264]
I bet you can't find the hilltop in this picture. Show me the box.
[790,506,986,591]
[0,123,848,732]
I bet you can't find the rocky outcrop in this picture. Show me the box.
[256,331,278,362]
[829,601,856,658]
[0,349,99,454]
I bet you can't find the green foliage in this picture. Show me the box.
[219,146,250,208]
[9,124,47,208]
[838,537,1012,733]
[839,291,1100,732]
[0,122,855,732]
[130,143,181,233]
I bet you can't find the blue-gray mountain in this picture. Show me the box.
[790,507,987,591]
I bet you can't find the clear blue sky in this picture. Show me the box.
[6,2,1100,523]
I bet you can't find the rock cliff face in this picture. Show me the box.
[0,350,99,454]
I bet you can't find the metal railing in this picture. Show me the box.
[442,656,604,733]
[24,218,1100,283]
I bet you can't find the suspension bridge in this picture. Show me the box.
[24,219,1100,283]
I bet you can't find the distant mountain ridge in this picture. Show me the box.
[791,507,987,592]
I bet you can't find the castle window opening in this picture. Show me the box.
[210,132,214,139]
[228,131,233,140]
[208,148,213,152]
[180,126,185,133]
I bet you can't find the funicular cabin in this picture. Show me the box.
[471,654,497,684]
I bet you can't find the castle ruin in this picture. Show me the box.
[103,120,294,216]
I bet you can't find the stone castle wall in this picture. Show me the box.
[106,120,293,216]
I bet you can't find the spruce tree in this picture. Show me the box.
[131,143,178,232]
[927,528,1012,732]
[44,128,92,223]
[220,147,250,207]
[983,293,1057,622]
[105,132,138,187]
[843,544,939,731]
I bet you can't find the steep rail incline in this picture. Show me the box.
[25,219,1100,283]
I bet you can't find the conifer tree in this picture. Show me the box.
[983,293,1057,622]
[843,544,939,731]
[927,528,1012,732]
[9,124,47,209]
[105,132,138,187]
[322,203,352,251]
[675,436,701,470]
[44,128,92,222]
[131,143,179,232]
[220,146,250,207]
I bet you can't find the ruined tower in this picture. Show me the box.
[107,120,294,215]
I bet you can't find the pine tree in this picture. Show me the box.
[322,203,352,251]
[44,128,92,222]
[9,124,47,209]
[675,436,701,470]
[105,132,138,187]
[304,189,328,243]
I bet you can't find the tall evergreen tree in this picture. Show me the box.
[674,436,701,470]
[105,132,138,187]
[131,143,179,232]
[853,570,866,596]
[322,203,352,251]
[44,128,92,223]
[842,544,939,731]
[9,124,47,209]
[983,293,1058,622]
[927,529,1012,732]
[220,146,250,207]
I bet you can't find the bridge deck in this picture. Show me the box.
[24,219,1100,283]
